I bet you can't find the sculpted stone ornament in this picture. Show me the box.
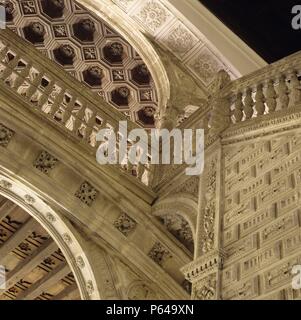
[34,151,58,174]
[193,276,217,300]
[208,70,232,135]
[25,22,46,44]
[24,195,35,205]
[114,213,137,237]
[0,180,12,189]
[148,242,172,266]
[0,124,14,147]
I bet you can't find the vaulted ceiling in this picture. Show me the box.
[3,0,158,127]
[0,196,80,300]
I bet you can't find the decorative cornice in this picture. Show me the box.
[181,249,226,282]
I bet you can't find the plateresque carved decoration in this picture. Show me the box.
[34,151,58,174]
[0,123,14,147]
[148,242,172,266]
[75,181,98,206]
[114,213,137,236]
[159,214,194,253]
[193,275,217,300]
[201,159,217,254]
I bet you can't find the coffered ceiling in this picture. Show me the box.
[0,196,80,300]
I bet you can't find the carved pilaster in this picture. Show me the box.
[182,138,225,300]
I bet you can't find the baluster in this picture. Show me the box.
[233,92,243,123]
[0,53,18,79]
[289,71,301,107]
[278,74,290,109]
[48,89,65,117]
[266,80,277,113]
[73,104,85,135]
[13,63,32,89]
[85,111,96,143]
[58,94,75,120]
[26,72,43,99]
[255,84,265,116]
[37,80,55,108]
[243,88,254,119]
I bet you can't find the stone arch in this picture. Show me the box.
[77,0,170,109]
[0,172,101,300]
[152,194,198,253]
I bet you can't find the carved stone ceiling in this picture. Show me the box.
[2,0,243,124]
[2,0,158,128]
[0,195,80,300]
[111,0,240,85]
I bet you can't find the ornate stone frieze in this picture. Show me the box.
[182,249,226,283]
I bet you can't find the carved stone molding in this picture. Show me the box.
[192,273,217,300]
[181,249,226,283]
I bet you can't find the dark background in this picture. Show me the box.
[199,0,301,63]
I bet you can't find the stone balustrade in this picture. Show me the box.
[0,29,151,186]
[226,51,301,124]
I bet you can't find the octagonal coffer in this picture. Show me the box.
[111,87,130,106]
[73,18,96,42]
[131,64,151,85]
[137,106,156,126]
[103,42,124,64]
[41,0,65,19]
[24,22,46,44]
[54,44,76,65]
[83,66,103,86]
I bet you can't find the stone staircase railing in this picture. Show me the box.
[0,29,152,186]
[225,50,301,124]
